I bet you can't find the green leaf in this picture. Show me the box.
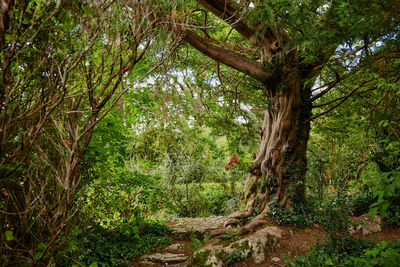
[365,248,380,257]
[5,231,13,241]
[34,252,42,260]
[89,263,98,267]
[325,259,334,265]
[131,225,139,234]
[73,226,82,237]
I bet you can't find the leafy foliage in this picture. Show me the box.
[220,250,246,265]
[286,239,400,267]
[61,223,171,266]
[348,240,400,267]
[2,0,400,265]
[268,202,314,228]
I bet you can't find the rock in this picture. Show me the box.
[165,243,186,253]
[144,253,189,264]
[189,226,284,266]
[168,216,226,239]
[271,257,281,262]
[349,214,382,235]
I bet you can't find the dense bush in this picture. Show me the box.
[286,239,400,267]
[348,240,400,267]
[60,222,171,266]
[161,182,243,217]
[385,197,400,226]
[285,238,372,267]
[349,192,376,216]
[268,202,314,228]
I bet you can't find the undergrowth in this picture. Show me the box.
[59,222,171,266]
[285,238,400,267]
[283,191,400,267]
[268,202,314,228]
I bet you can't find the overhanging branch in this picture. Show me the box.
[183,29,270,83]
[309,84,375,122]
[311,72,348,102]
[196,0,256,42]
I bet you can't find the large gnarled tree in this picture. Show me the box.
[175,0,400,231]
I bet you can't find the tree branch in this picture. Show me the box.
[311,72,348,102]
[205,35,257,55]
[183,29,269,83]
[196,0,255,42]
[196,0,282,47]
[309,85,375,122]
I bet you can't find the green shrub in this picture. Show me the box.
[286,231,400,267]
[347,240,400,267]
[164,182,243,217]
[60,222,171,266]
[350,192,375,216]
[368,171,400,225]
[268,202,314,228]
[203,183,243,216]
[385,197,400,226]
[317,201,351,245]
[220,250,245,265]
[285,238,373,267]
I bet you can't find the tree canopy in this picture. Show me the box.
[0,0,399,265]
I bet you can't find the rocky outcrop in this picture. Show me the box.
[188,226,284,266]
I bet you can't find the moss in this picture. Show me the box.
[216,249,245,265]
[231,240,252,254]
[218,231,241,247]
[190,249,212,267]
[244,180,257,200]
[216,241,252,265]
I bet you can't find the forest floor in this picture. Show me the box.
[134,216,400,267]
[260,223,400,267]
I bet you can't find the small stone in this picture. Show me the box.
[271,257,281,262]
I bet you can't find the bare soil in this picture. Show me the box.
[240,222,400,267]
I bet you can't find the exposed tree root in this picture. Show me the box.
[210,208,273,239]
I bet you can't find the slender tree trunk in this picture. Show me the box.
[225,63,312,227]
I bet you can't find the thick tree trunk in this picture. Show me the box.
[225,64,312,228]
